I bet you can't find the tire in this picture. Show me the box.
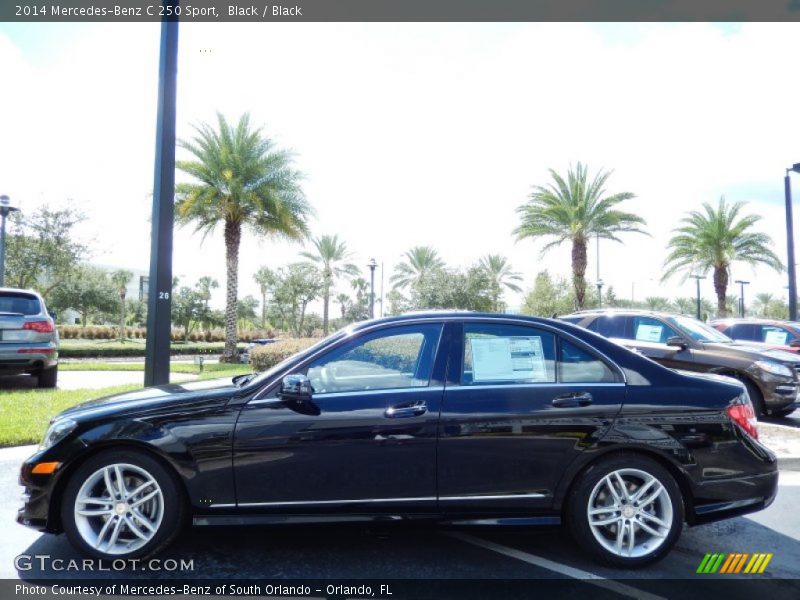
[771,406,797,419]
[735,376,766,418]
[566,454,684,568]
[38,366,58,389]
[61,449,186,560]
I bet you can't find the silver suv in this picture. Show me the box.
[0,288,58,388]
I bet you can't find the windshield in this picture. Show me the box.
[243,329,350,388]
[666,316,733,343]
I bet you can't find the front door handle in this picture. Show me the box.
[552,392,593,408]
[385,400,427,418]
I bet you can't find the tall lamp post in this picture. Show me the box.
[596,280,604,308]
[689,274,705,320]
[367,258,377,319]
[785,163,800,320]
[734,280,750,318]
[0,195,20,287]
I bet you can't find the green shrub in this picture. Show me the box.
[250,338,318,372]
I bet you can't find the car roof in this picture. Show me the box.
[0,287,43,297]
[561,308,687,320]
[348,311,566,331]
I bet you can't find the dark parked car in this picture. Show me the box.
[0,287,58,388]
[562,309,800,417]
[19,312,777,568]
[712,318,800,354]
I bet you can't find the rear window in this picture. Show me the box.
[0,293,41,316]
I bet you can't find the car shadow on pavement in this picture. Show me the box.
[0,375,40,390]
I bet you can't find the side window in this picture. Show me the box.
[588,315,628,339]
[730,323,757,341]
[761,325,792,345]
[462,323,556,385]
[560,339,617,383]
[306,324,442,394]
[632,316,679,344]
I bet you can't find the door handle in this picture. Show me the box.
[552,392,593,408]
[385,400,427,418]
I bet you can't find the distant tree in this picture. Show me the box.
[50,265,118,327]
[521,271,575,317]
[674,297,697,316]
[268,263,323,337]
[663,198,783,317]
[195,276,219,332]
[253,266,275,329]
[125,298,147,328]
[237,295,260,329]
[390,246,445,290]
[478,255,523,312]
[644,296,674,311]
[514,163,646,310]
[110,270,133,340]
[411,267,494,312]
[753,292,775,317]
[335,293,351,320]
[176,113,312,361]
[301,234,359,334]
[5,206,88,295]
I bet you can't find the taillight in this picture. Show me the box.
[22,320,54,333]
[726,402,759,440]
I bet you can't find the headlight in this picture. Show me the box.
[39,418,77,451]
[754,360,794,378]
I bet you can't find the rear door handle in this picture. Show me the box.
[385,400,427,418]
[552,392,593,408]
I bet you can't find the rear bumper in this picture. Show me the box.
[688,469,779,525]
[0,343,58,373]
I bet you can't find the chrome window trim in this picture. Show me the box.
[446,383,625,391]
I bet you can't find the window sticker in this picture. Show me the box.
[635,323,663,342]
[471,336,548,382]
[764,329,789,345]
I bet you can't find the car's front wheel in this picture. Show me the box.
[567,454,684,568]
[61,450,185,559]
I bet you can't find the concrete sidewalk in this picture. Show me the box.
[760,422,800,471]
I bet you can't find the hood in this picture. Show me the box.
[56,377,239,421]
[702,341,800,365]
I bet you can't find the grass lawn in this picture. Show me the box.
[59,362,252,375]
[58,340,248,358]
[0,365,254,448]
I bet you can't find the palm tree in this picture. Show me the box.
[514,163,646,309]
[644,296,674,311]
[110,270,132,341]
[253,266,275,329]
[336,293,351,320]
[674,297,697,316]
[176,113,311,361]
[390,246,444,290]
[301,234,358,334]
[478,254,523,311]
[663,198,783,317]
[753,292,775,317]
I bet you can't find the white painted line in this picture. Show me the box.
[446,532,666,600]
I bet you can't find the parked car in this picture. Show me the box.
[19,312,777,568]
[712,318,800,354]
[239,337,280,363]
[561,309,800,418]
[0,287,58,388]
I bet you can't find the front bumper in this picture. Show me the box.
[17,449,66,534]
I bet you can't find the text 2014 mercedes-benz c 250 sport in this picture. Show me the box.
[18,313,778,568]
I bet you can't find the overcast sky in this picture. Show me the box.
[0,22,798,313]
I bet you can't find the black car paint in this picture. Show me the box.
[18,313,778,535]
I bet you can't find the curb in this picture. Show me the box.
[777,456,800,472]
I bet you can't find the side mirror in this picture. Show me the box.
[278,373,314,402]
[666,336,688,350]
[48,311,57,321]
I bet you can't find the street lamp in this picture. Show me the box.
[0,195,20,287]
[689,274,706,320]
[596,279,604,308]
[367,258,378,319]
[734,280,750,317]
[784,163,800,320]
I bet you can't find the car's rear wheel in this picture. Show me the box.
[38,366,57,388]
[567,455,684,568]
[61,450,185,559]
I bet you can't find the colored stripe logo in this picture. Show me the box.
[696,553,773,574]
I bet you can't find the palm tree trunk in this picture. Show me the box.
[222,219,241,362]
[261,291,267,329]
[571,238,588,310]
[322,288,330,335]
[713,265,729,317]
[119,294,126,341]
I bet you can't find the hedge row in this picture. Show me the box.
[250,339,319,371]
[58,325,277,343]
[59,343,246,358]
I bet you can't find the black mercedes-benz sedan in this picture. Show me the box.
[18,312,778,568]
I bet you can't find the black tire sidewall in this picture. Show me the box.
[567,454,684,568]
[735,376,765,417]
[38,366,57,388]
[61,449,184,560]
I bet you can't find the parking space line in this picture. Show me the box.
[446,532,666,600]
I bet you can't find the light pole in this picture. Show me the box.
[596,279,604,308]
[690,274,705,320]
[0,195,20,287]
[785,163,800,321]
[367,258,377,319]
[734,280,750,317]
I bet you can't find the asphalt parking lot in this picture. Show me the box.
[2,446,799,599]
